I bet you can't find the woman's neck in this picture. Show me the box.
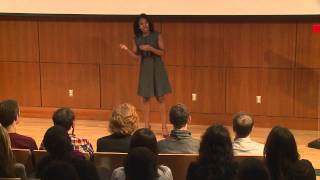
[142,31,150,36]
[6,123,17,133]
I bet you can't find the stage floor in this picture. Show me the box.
[17,117,320,169]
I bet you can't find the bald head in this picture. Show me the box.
[233,112,254,138]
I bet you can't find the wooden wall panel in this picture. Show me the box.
[262,69,294,116]
[39,19,103,63]
[163,66,192,111]
[102,21,136,65]
[294,69,320,118]
[296,23,320,68]
[0,62,41,106]
[0,17,39,62]
[192,23,224,66]
[41,63,100,108]
[226,68,262,114]
[100,65,140,109]
[191,67,226,113]
[224,23,296,68]
[226,68,293,116]
[0,16,319,130]
[162,22,195,65]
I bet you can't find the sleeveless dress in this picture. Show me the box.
[135,31,172,98]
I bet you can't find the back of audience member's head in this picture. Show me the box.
[124,147,157,180]
[0,124,15,177]
[0,99,19,128]
[43,126,73,159]
[52,107,75,132]
[169,103,190,129]
[130,128,158,154]
[233,112,254,138]
[109,103,139,135]
[198,124,233,179]
[264,126,299,180]
[238,158,270,180]
[41,160,79,180]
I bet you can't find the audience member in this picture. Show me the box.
[41,160,80,180]
[111,128,173,180]
[187,124,237,180]
[237,157,270,180]
[0,99,37,150]
[264,126,316,180]
[158,103,199,153]
[97,103,139,152]
[0,124,27,180]
[40,107,94,155]
[36,126,99,180]
[232,112,264,156]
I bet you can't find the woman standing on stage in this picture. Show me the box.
[120,13,172,137]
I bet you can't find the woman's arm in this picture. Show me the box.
[139,34,164,56]
[120,40,141,60]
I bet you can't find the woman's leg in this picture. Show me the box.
[142,97,151,128]
[157,96,169,137]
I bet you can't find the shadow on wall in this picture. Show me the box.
[264,50,319,110]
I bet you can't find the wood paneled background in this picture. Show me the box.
[0,16,319,130]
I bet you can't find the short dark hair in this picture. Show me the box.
[125,147,157,180]
[233,112,254,138]
[52,107,75,131]
[130,128,158,154]
[0,99,19,128]
[133,13,154,37]
[169,103,189,129]
[238,158,270,180]
[43,126,73,158]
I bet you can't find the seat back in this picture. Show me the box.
[12,149,33,175]
[158,154,197,180]
[32,150,48,167]
[234,155,264,162]
[93,152,126,180]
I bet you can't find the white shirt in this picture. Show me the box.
[233,137,264,156]
[111,165,173,180]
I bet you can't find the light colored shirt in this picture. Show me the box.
[111,165,173,180]
[233,137,264,156]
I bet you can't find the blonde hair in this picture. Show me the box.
[109,103,139,135]
[0,123,15,177]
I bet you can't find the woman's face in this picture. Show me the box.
[139,18,149,34]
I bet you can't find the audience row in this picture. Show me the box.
[0,99,317,180]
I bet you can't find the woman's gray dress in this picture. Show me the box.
[135,31,172,98]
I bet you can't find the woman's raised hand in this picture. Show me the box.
[119,44,128,51]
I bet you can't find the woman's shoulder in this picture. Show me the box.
[158,165,173,180]
[296,159,315,170]
[111,167,125,180]
[158,165,171,172]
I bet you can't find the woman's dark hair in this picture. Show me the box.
[238,158,270,180]
[43,126,73,160]
[130,128,158,154]
[124,147,158,180]
[133,13,154,37]
[198,124,234,180]
[41,160,79,180]
[264,126,300,180]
